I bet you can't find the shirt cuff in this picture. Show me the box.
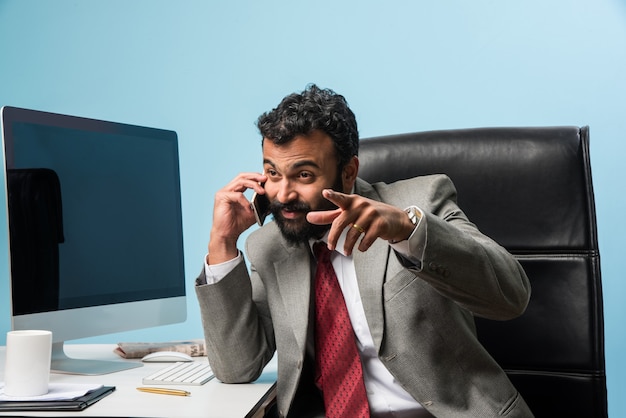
[202,251,242,284]
[389,206,427,269]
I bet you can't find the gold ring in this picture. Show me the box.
[352,223,365,234]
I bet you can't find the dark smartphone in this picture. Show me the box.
[251,189,271,226]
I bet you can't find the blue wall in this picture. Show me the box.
[1,0,624,415]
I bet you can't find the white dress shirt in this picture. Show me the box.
[204,207,433,417]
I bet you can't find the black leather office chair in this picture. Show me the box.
[358,126,607,418]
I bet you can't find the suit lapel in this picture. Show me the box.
[353,239,388,351]
[274,244,313,353]
[352,178,389,351]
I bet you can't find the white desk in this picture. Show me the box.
[0,344,277,418]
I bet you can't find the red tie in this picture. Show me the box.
[314,242,370,418]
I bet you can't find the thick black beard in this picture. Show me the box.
[270,200,331,246]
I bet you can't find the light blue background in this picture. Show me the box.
[1,0,624,415]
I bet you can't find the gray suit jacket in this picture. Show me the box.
[196,175,534,417]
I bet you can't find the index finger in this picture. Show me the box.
[306,208,342,225]
[228,172,267,194]
[320,189,351,208]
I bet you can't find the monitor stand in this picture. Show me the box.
[51,342,143,375]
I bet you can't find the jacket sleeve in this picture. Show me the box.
[195,259,275,383]
[375,175,531,320]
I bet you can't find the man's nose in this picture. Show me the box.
[275,179,297,203]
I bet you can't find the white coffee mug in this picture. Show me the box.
[4,330,52,397]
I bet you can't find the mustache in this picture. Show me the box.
[268,200,311,214]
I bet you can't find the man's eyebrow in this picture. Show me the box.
[262,159,321,170]
[292,160,321,170]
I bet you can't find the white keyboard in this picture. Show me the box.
[143,361,215,386]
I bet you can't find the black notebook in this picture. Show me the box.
[0,385,115,412]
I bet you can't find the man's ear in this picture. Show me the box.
[342,156,359,192]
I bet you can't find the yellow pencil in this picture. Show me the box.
[137,387,191,396]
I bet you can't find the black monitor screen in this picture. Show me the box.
[3,107,185,315]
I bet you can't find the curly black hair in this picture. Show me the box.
[256,84,359,169]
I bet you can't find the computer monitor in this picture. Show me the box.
[1,106,187,375]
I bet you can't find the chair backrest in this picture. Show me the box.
[358,126,607,418]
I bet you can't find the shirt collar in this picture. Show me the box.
[309,227,350,257]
